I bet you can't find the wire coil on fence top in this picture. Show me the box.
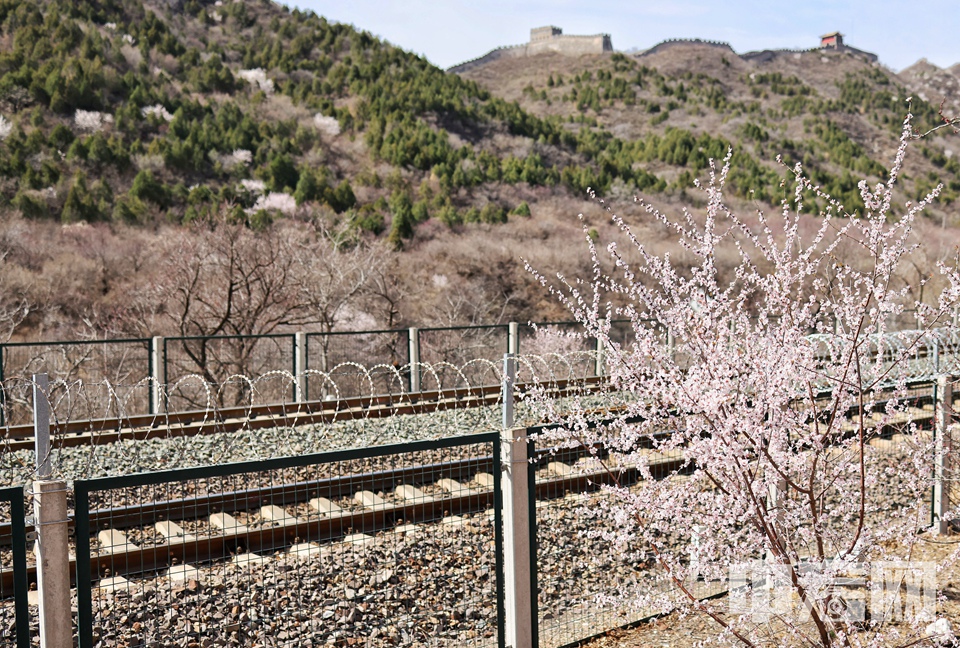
[0,353,610,484]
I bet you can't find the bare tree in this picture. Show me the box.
[137,218,390,403]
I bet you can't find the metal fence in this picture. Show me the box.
[74,434,504,648]
[3,344,960,648]
[0,486,28,648]
[0,338,152,426]
[0,322,616,425]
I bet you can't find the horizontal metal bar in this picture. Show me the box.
[0,338,150,349]
[304,329,407,338]
[165,333,295,342]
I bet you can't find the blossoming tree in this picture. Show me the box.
[528,114,960,646]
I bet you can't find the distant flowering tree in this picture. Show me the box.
[249,192,297,217]
[527,114,960,646]
[74,110,110,132]
[0,114,11,140]
[237,68,274,94]
[314,113,341,137]
[141,104,174,122]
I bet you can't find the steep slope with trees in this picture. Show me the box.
[0,0,959,343]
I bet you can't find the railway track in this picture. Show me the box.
[0,376,948,598]
[0,438,689,594]
[0,377,604,452]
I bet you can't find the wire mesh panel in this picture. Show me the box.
[163,335,296,411]
[0,487,30,648]
[306,330,410,399]
[418,326,509,388]
[74,433,503,648]
[529,433,715,648]
[520,323,595,381]
[0,340,151,425]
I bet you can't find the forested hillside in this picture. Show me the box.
[0,0,958,343]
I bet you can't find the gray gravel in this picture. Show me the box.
[0,402,929,648]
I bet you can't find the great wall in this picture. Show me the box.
[447,28,878,74]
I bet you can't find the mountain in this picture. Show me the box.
[1,0,958,238]
[0,1,959,342]
[456,36,960,220]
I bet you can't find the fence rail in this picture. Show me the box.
[0,321,623,425]
[1,332,959,647]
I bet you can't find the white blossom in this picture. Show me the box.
[74,110,107,132]
[237,68,274,94]
[213,149,253,170]
[313,113,340,137]
[0,115,12,140]
[122,33,135,45]
[141,104,174,122]
[230,149,252,166]
[104,22,117,31]
[132,154,164,171]
[239,179,266,194]
[525,113,960,645]
[249,192,296,216]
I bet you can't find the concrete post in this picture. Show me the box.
[503,353,515,431]
[33,374,72,648]
[294,332,308,403]
[933,375,953,534]
[501,354,536,648]
[508,322,519,356]
[34,480,71,648]
[150,336,164,415]
[408,328,420,393]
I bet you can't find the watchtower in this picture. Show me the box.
[820,32,844,49]
[530,26,562,42]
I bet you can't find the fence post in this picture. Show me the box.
[32,374,72,648]
[408,327,420,393]
[501,354,537,648]
[150,336,164,415]
[294,332,308,402]
[508,322,519,356]
[933,374,953,534]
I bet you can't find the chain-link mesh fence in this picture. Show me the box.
[306,330,410,399]
[163,335,297,411]
[527,431,723,648]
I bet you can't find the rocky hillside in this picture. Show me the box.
[1,0,959,239]
[459,40,960,222]
[0,1,959,343]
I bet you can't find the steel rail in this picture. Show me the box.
[0,453,687,592]
[0,376,605,451]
